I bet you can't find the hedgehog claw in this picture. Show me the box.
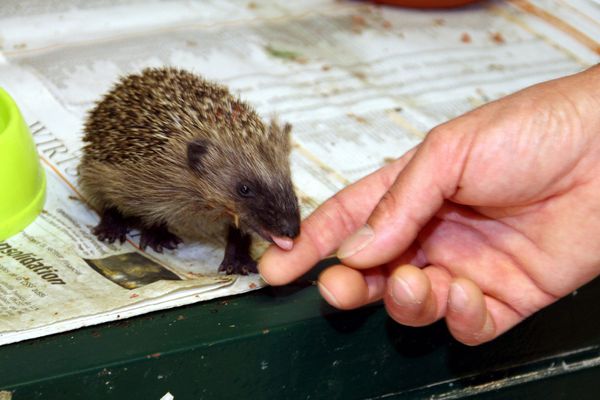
[218,258,258,276]
[219,225,257,275]
[139,224,182,253]
[93,207,131,245]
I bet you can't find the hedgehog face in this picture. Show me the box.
[186,124,301,250]
[231,173,300,249]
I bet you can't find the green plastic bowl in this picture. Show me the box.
[0,87,46,241]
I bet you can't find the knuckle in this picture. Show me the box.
[425,125,455,155]
[426,124,451,143]
[329,193,362,236]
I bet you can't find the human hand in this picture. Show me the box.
[259,65,600,345]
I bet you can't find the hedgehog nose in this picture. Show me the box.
[281,217,300,238]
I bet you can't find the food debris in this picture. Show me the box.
[147,352,162,359]
[115,320,131,328]
[347,113,368,124]
[433,18,445,26]
[262,329,270,334]
[490,32,505,44]
[249,282,258,289]
[475,87,490,102]
[351,70,367,81]
[382,20,392,30]
[247,1,257,9]
[13,43,27,50]
[461,33,472,43]
[265,45,308,64]
[130,293,139,299]
[383,157,397,164]
[351,15,367,34]
[321,64,331,71]
[185,39,197,47]
[0,390,13,400]
[176,314,186,321]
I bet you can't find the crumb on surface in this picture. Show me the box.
[352,70,367,81]
[0,391,12,400]
[490,32,505,44]
[265,45,308,63]
[351,15,367,34]
[347,113,368,124]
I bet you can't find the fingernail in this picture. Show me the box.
[448,282,469,312]
[390,275,420,305]
[318,282,341,309]
[337,224,375,259]
[476,314,496,340]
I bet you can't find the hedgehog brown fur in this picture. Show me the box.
[79,67,300,275]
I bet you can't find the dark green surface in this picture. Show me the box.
[1,262,600,399]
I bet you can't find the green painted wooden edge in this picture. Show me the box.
[1,272,600,399]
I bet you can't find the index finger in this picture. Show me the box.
[258,147,417,285]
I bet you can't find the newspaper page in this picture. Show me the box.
[0,0,598,346]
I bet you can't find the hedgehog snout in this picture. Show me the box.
[270,215,300,251]
[279,216,300,239]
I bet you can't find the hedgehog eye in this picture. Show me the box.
[237,183,254,198]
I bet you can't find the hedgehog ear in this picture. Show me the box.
[270,120,292,153]
[187,139,209,169]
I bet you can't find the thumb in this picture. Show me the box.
[337,129,470,269]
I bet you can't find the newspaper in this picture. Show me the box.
[0,0,598,346]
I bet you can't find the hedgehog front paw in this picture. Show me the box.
[139,224,182,253]
[93,207,131,244]
[93,223,128,244]
[218,256,258,275]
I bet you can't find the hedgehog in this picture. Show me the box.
[78,67,300,275]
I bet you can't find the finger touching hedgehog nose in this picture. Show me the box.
[270,211,301,251]
[258,152,413,286]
